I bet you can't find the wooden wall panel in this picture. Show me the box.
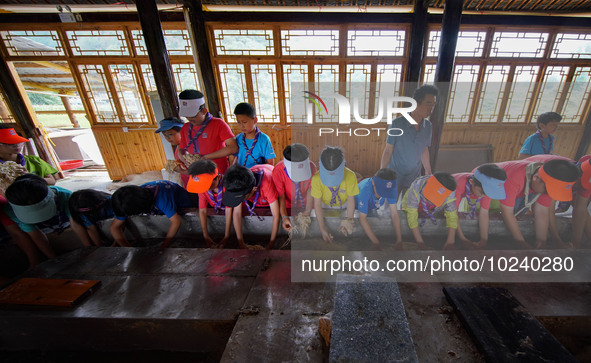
[441,124,586,162]
[92,127,167,180]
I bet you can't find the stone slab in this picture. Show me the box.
[329,274,419,363]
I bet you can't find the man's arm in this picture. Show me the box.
[380,143,394,169]
[421,147,432,175]
[203,137,238,160]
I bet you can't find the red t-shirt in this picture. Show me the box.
[271,160,317,208]
[179,116,235,174]
[0,196,15,226]
[453,173,491,211]
[496,160,551,208]
[249,164,277,207]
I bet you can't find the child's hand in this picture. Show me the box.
[281,216,292,231]
[321,230,334,244]
[338,218,355,236]
[204,235,216,248]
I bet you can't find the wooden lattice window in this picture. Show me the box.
[109,64,148,124]
[213,29,274,56]
[530,66,570,124]
[551,33,591,59]
[446,64,480,123]
[0,30,64,56]
[131,29,193,56]
[347,30,405,56]
[66,29,129,56]
[281,29,339,56]
[283,64,308,124]
[218,64,247,123]
[77,64,119,124]
[561,67,591,123]
[427,30,487,58]
[490,31,548,58]
[251,64,280,123]
[141,63,201,93]
[475,65,511,123]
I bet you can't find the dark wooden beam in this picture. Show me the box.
[136,0,179,120]
[404,0,429,97]
[182,0,221,116]
[429,0,463,170]
[0,58,53,166]
[575,110,591,160]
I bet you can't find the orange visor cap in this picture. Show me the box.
[186,168,218,194]
[538,167,575,202]
[423,175,453,207]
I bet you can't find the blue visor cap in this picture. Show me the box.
[155,117,184,133]
[473,169,506,200]
[373,176,397,199]
[9,190,56,224]
[319,159,345,187]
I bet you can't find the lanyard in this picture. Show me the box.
[244,171,264,221]
[419,196,439,227]
[284,167,305,209]
[535,130,552,154]
[208,175,224,214]
[328,186,342,207]
[144,183,161,215]
[464,179,482,219]
[514,163,542,216]
[241,128,261,165]
[183,114,212,154]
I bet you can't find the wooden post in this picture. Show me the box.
[182,0,221,116]
[429,0,463,169]
[404,0,429,97]
[136,0,179,119]
[0,56,56,167]
[60,94,80,128]
[575,110,591,160]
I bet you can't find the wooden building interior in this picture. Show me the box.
[0,1,590,180]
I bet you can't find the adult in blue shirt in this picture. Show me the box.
[380,85,438,191]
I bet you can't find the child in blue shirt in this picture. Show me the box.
[355,168,402,250]
[110,180,199,248]
[518,112,562,159]
[233,102,275,168]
